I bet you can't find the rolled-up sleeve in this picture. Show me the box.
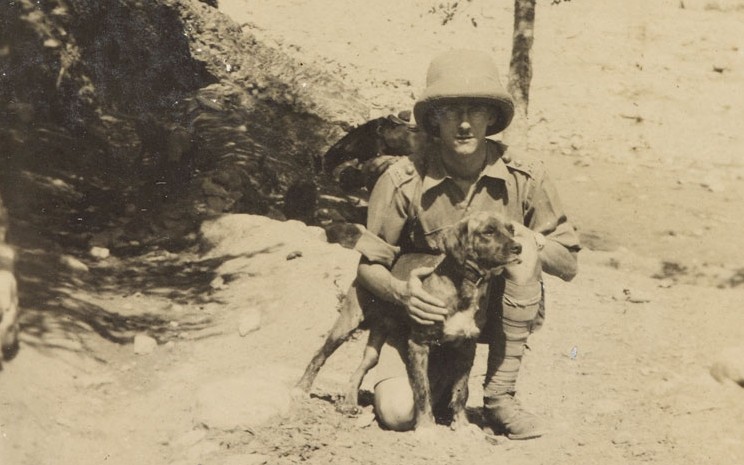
[353,170,408,267]
[525,170,581,253]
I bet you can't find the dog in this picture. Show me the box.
[295,211,522,431]
[0,246,19,371]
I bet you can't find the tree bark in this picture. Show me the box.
[504,0,536,151]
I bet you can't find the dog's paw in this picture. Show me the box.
[335,402,362,417]
[451,421,484,439]
[290,386,310,402]
[1,339,19,361]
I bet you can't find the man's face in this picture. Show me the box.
[432,101,497,158]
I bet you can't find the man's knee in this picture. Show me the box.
[374,377,415,431]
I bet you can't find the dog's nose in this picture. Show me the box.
[511,243,522,255]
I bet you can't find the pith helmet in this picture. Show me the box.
[413,49,515,136]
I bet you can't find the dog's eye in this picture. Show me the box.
[481,228,496,235]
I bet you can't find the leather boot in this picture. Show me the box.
[483,279,545,439]
[484,392,546,440]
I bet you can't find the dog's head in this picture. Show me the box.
[442,212,522,276]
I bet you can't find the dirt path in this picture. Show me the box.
[2,1,744,464]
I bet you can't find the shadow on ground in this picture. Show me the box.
[13,245,236,353]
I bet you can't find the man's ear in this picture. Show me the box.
[487,108,499,129]
[442,219,469,265]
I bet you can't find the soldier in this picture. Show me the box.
[354,49,580,439]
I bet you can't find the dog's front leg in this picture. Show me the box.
[406,338,435,430]
[449,339,477,430]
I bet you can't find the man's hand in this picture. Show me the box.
[504,222,542,284]
[392,267,449,325]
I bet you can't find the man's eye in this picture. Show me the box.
[506,224,515,234]
[482,228,496,235]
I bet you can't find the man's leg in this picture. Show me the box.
[373,339,454,431]
[482,279,546,440]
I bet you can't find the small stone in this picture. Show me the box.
[174,429,207,448]
[355,411,376,428]
[60,255,89,273]
[238,310,262,337]
[210,276,226,290]
[133,334,157,355]
[623,288,651,303]
[286,250,303,260]
[90,246,110,260]
[612,431,634,445]
[710,346,744,386]
[657,279,674,288]
[43,38,61,48]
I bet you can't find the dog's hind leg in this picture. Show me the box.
[294,287,364,394]
[337,323,387,414]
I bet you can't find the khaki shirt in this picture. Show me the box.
[356,140,580,267]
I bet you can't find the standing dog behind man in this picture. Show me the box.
[295,212,522,431]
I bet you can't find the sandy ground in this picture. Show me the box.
[1,1,744,464]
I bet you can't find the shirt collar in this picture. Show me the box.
[421,140,509,194]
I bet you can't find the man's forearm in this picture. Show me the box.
[540,240,578,281]
[357,259,406,305]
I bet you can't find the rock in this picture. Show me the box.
[612,431,636,445]
[710,346,744,387]
[174,429,207,448]
[43,38,62,48]
[355,411,376,429]
[60,255,89,273]
[89,246,111,260]
[195,376,291,430]
[621,288,651,303]
[74,373,115,389]
[285,250,302,260]
[238,310,262,337]
[133,334,157,355]
[210,276,227,290]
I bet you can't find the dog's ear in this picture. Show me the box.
[442,218,469,265]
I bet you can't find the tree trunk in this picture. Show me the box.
[503,0,536,151]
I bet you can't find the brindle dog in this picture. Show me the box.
[295,212,521,430]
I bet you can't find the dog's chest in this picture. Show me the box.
[441,309,482,341]
[420,275,486,344]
